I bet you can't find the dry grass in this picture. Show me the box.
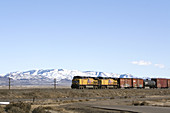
[32,106,51,113]
[1,88,170,100]
[1,88,170,113]
[5,102,31,113]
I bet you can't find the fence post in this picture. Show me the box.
[54,78,56,89]
[9,77,11,90]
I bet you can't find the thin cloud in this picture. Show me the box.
[131,60,152,66]
[154,64,165,69]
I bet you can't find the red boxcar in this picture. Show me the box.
[168,79,170,88]
[118,78,133,88]
[151,78,168,88]
[132,78,144,88]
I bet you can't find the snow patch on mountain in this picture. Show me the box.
[0,69,136,85]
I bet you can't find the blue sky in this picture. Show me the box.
[0,0,170,77]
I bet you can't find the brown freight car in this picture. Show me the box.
[168,79,170,88]
[132,78,144,88]
[151,78,168,88]
[118,78,133,88]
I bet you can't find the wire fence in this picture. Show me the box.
[0,78,71,89]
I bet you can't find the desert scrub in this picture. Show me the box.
[110,97,115,99]
[0,106,5,113]
[7,106,25,113]
[32,106,51,113]
[132,101,149,106]
[5,102,31,113]
[140,95,146,98]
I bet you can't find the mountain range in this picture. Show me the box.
[0,69,135,86]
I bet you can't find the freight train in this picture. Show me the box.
[71,76,170,89]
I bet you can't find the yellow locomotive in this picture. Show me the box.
[98,77,118,89]
[71,76,98,89]
[71,76,118,89]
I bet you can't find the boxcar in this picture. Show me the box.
[151,78,168,88]
[168,79,170,88]
[118,78,133,88]
[132,78,144,88]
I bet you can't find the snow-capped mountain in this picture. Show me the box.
[0,69,135,86]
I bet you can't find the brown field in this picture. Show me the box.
[1,88,170,113]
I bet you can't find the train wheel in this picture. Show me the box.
[93,86,98,89]
[114,86,118,89]
[79,86,83,89]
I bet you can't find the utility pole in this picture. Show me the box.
[54,78,56,89]
[9,77,11,90]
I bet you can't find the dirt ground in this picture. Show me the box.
[1,88,170,113]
